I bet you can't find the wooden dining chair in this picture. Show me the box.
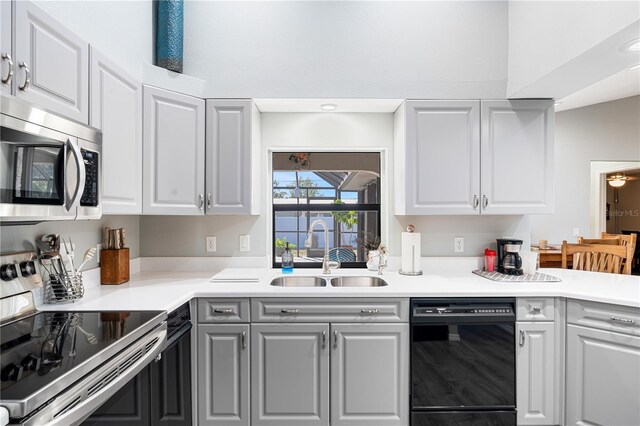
[562,241,634,275]
[577,237,620,245]
[601,232,637,251]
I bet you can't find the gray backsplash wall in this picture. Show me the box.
[140,215,265,257]
[0,216,140,270]
[138,214,530,258]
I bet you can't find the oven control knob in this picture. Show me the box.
[19,261,36,277]
[1,363,24,381]
[0,264,18,281]
[21,354,41,372]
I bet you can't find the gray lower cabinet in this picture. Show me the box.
[251,323,330,426]
[516,322,555,425]
[197,324,250,426]
[566,324,640,426]
[331,323,409,426]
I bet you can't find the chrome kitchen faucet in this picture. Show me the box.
[305,219,341,274]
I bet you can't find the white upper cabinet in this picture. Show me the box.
[13,1,89,123]
[143,85,205,215]
[90,49,142,214]
[394,99,554,216]
[205,99,260,215]
[396,100,480,215]
[1,0,12,96]
[481,100,554,214]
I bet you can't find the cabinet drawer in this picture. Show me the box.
[567,299,640,337]
[198,298,250,323]
[251,298,409,323]
[517,298,555,321]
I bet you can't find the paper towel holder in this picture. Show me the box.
[399,231,423,276]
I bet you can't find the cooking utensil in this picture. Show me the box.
[77,247,97,272]
[77,325,98,345]
[62,237,77,276]
[120,228,126,248]
[103,227,111,249]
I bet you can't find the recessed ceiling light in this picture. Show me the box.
[622,38,640,52]
[320,103,337,111]
[628,64,640,71]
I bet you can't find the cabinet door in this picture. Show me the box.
[90,49,142,214]
[331,323,409,426]
[516,322,555,425]
[82,366,151,425]
[1,0,12,96]
[205,99,255,215]
[143,85,205,215]
[251,323,329,426]
[566,324,640,426]
[150,329,192,425]
[480,100,554,214]
[13,1,89,123]
[402,100,481,215]
[198,324,250,426]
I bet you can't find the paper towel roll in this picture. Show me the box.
[401,232,422,274]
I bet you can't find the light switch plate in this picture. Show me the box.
[96,244,102,263]
[573,228,580,237]
[206,236,216,252]
[240,234,250,252]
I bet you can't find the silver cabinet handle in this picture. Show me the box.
[241,331,247,350]
[333,330,338,349]
[473,195,479,209]
[483,194,489,209]
[1,53,14,85]
[213,308,234,314]
[281,308,299,314]
[18,61,30,91]
[198,193,204,210]
[321,330,326,349]
[207,193,212,209]
[519,330,525,347]
[531,306,542,313]
[610,316,635,325]
[361,309,379,314]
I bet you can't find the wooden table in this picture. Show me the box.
[532,246,572,269]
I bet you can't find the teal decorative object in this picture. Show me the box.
[156,0,183,73]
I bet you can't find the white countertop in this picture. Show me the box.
[37,267,640,313]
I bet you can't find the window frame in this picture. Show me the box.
[273,186,381,269]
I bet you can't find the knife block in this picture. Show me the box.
[100,248,130,285]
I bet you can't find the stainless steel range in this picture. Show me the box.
[0,251,167,425]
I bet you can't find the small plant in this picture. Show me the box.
[357,233,382,252]
[275,237,295,249]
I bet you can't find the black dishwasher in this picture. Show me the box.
[411,298,516,426]
[83,303,192,426]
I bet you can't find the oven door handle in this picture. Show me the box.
[65,139,86,212]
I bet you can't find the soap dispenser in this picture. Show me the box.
[281,242,294,273]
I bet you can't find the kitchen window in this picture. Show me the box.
[272,152,381,268]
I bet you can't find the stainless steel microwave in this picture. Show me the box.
[1,96,102,223]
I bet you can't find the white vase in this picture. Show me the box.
[367,250,387,271]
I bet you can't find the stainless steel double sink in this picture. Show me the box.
[270,276,388,288]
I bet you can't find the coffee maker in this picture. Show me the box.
[496,238,524,275]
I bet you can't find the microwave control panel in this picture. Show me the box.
[80,149,99,207]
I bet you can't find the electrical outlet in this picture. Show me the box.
[573,228,580,237]
[206,236,217,253]
[454,237,464,253]
[96,244,102,264]
[240,234,250,252]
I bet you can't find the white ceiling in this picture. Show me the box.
[254,98,404,113]
[555,66,640,112]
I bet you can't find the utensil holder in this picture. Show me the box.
[100,248,130,285]
[44,273,84,304]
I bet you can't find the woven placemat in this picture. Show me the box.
[473,269,561,282]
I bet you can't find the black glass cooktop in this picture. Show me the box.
[1,310,163,401]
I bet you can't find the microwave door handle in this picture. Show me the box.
[65,139,86,212]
